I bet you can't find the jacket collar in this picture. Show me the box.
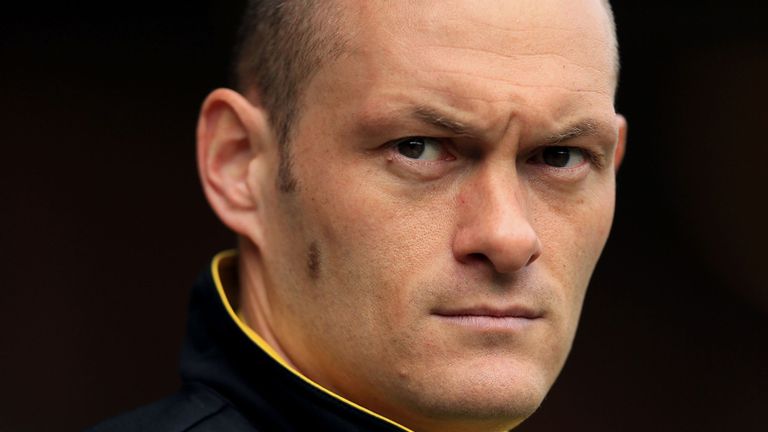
[179,250,412,431]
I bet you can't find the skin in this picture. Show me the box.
[198,0,627,431]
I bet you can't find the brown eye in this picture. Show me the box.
[396,137,444,160]
[541,147,586,168]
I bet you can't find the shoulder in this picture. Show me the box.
[85,384,258,432]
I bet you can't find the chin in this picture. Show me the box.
[403,392,542,432]
[392,359,552,431]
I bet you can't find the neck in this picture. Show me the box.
[236,239,298,370]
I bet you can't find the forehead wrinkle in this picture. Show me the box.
[422,45,610,77]
[421,66,612,97]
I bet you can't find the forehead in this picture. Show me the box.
[306,0,617,136]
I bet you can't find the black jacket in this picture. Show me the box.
[87,252,411,431]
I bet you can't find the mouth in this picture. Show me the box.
[431,306,543,331]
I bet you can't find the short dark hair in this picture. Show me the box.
[234,0,348,191]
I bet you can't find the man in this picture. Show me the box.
[90,0,626,430]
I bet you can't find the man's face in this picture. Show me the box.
[254,0,621,429]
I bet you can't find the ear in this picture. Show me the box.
[614,113,628,171]
[197,88,274,245]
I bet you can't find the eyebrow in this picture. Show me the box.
[411,106,475,136]
[545,120,605,145]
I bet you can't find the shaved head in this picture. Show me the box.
[233,0,619,189]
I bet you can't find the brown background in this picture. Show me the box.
[1,1,766,431]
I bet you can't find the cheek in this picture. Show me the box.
[309,182,457,320]
[532,184,615,303]
[311,150,447,256]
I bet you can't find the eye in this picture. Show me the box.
[394,137,447,161]
[538,146,587,168]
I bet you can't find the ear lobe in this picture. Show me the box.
[614,113,628,171]
[197,88,273,240]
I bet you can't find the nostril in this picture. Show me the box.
[465,252,491,266]
[526,251,541,266]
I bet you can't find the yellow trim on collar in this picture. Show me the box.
[211,250,413,432]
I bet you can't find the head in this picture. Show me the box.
[198,0,627,430]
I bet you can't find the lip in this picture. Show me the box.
[433,306,542,319]
[431,306,543,331]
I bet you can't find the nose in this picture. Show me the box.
[452,170,541,274]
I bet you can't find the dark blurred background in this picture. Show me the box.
[1,1,766,431]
